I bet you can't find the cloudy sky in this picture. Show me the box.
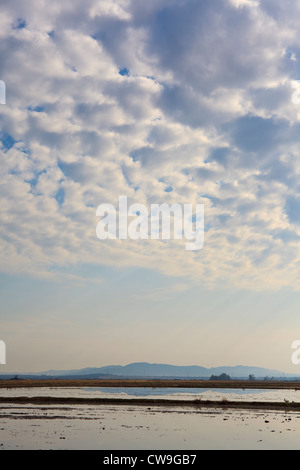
[1,0,300,373]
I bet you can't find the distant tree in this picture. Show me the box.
[248,374,255,381]
[9,375,19,381]
[210,373,231,381]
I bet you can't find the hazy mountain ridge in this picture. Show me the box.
[6,361,295,379]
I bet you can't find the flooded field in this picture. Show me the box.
[1,386,300,449]
[1,402,300,450]
[1,385,300,403]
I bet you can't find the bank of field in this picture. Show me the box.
[1,379,300,390]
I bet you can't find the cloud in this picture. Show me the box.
[1,0,300,290]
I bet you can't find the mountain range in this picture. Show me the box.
[2,362,297,380]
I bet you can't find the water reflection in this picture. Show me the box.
[1,386,300,402]
[1,402,300,450]
[1,387,300,449]
[84,387,273,396]
[82,387,300,403]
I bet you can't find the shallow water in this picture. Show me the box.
[1,386,300,403]
[0,402,300,450]
[1,387,300,449]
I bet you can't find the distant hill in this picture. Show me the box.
[2,362,296,380]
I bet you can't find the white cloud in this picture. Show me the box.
[1,0,300,290]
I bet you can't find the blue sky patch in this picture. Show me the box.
[119,68,130,77]
[0,133,16,151]
[13,18,27,29]
[55,187,65,207]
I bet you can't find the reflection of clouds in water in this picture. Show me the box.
[1,386,299,403]
[93,387,271,396]
[85,387,300,402]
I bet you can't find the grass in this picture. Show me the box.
[0,379,300,390]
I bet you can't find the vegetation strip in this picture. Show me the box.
[1,379,300,389]
[0,396,300,411]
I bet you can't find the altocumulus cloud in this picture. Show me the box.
[1,0,300,289]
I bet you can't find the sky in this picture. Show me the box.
[1,0,300,373]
